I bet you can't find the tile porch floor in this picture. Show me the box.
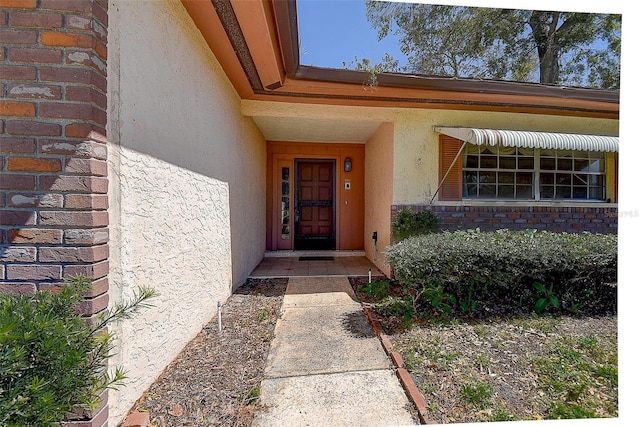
[249,251,385,278]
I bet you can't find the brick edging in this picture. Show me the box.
[362,305,435,425]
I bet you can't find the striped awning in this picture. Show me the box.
[434,127,619,152]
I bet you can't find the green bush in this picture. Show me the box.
[391,208,439,241]
[384,229,617,316]
[0,276,156,426]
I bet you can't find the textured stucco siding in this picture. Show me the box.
[106,0,265,424]
[391,109,619,204]
[364,122,394,276]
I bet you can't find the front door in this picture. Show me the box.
[295,160,336,250]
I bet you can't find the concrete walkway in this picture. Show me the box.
[251,276,418,427]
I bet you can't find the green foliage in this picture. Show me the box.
[364,1,621,88]
[461,381,494,408]
[391,208,439,242]
[532,282,560,313]
[532,334,618,419]
[385,229,617,317]
[0,276,156,426]
[357,280,391,300]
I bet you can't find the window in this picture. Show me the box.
[463,145,607,201]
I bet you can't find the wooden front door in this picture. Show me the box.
[295,160,335,250]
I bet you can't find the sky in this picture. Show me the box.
[297,0,406,69]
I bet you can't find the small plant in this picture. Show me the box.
[532,282,560,314]
[373,296,414,321]
[358,280,391,300]
[238,385,260,405]
[0,275,156,426]
[459,280,478,314]
[461,381,494,408]
[391,208,439,241]
[414,283,456,316]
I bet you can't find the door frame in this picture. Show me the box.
[271,153,343,251]
[294,158,337,250]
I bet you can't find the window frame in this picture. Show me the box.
[461,144,608,202]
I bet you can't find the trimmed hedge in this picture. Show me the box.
[384,229,617,316]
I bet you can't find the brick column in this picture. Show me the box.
[1,1,109,426]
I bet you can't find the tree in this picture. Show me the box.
[364,1,621,89]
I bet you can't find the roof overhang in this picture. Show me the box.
[180,0,620,142]
[435,126,619,152]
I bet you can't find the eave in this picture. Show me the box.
[181,0,619,120]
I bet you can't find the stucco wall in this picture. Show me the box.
[364,122,394,276]
[106,0,266,424]
[391,109,619,204]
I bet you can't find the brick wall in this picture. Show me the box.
[392,204,618,234]
[1,1,109,425]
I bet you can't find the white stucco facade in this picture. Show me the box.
[106,0,266,423]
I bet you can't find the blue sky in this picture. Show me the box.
[296,0,406,69]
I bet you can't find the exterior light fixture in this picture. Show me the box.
[344,157,352,172]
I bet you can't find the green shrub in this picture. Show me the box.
[384,229,617,316]
[0,276,156,426]
[391,208,439,241]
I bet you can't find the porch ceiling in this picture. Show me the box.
[251,116,382,143]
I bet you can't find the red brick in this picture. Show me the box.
[65,122,105,139]
[40,103,106,126]
[63,228,109,245]
[8,193,63,208]
[0,28,36,44]
[10,47,63,64]
[94,39,107,60]
[40,67,107,92]
[41,32,95,49]
[8,228,63,244]
[39,175,108,193]
[40,0,93,13]
[66,85,107,109]
[8,83,62,99]
[0,101,35,117]
[0,174,36,190]
[390,351,404,368]
[6,264,61,281]
[39,245,108,263]
[0,137,36,153]
[66,14,92,30]
[1,246,36,262]
[65,194,108,210]
[76,291,109,315]
[39,139,107,158]
[11,11,63,28]
[0,64,36,81]
[121,411,150,427]
[64,158,107,176]
[7,157,62,172]
[0,282,37,295]
[63,260,108,280]
[38,210,108,227]
[0,209,36,225]
[7,120,62,136]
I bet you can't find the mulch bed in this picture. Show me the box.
[126,278,287,427]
